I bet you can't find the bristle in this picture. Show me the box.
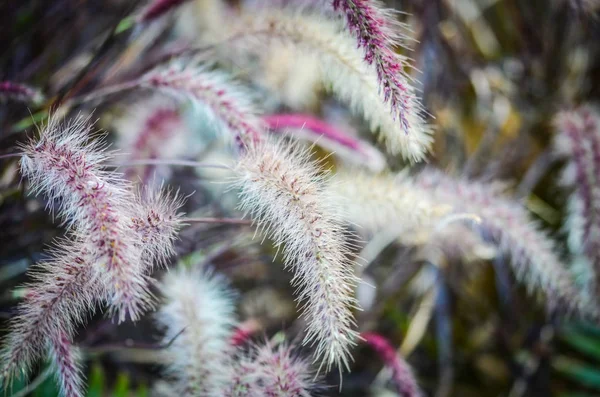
[332,0,420,132]
[415,170,583,313]
[0,241,99,387]
[131,185,185,269]
[329,170,446,237]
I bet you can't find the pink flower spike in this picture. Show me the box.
[224,342,317,397]
[140,64,264,149]
[332,0,422,134]
[362,332,421,397]
[139,0,191,22]
[19,115,151,322]
[0,81,44,104]
[230,319,262,347]
[264,113,386,171]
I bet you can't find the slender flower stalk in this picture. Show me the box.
[331,0,417,130]
[362,333,421,397]
[554,106,600,300]
[264,113,386,171]
[234,139,359,372]
[230,9,431,161]
[19,115,151,322]
[139,64,264,148]
[157,267,237,395]
[0,80,44,104]
[224,342,315,397]
[48,332,85,397]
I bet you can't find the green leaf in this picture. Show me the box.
[12,109,49,133]
[32,370,61,397]
[560,326,600,361]
[86,364,105,397]
[115,17,134,35]
[113,372,131,397]
[136,383,149,397]
[553,356,600,390]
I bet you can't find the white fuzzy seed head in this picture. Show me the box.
[157,266,237,396]
[234,139,359,372]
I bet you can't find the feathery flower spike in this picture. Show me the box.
[231,10,431,161]
[140,65,264,148]
[19,115,151,322]
[554,106,600,300]
[1,184,184,390]
[0,242,99,388]
[329,170,447,237]
[362,333,421,397]
[332,0,421,132]
[157,267,237,395]
[234,139,359,372]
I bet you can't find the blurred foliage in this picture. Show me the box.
[1,0,600,396]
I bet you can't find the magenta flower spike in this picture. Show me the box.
[49,332,85,397]
[362,332,421,397]
[0,80,44,104]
